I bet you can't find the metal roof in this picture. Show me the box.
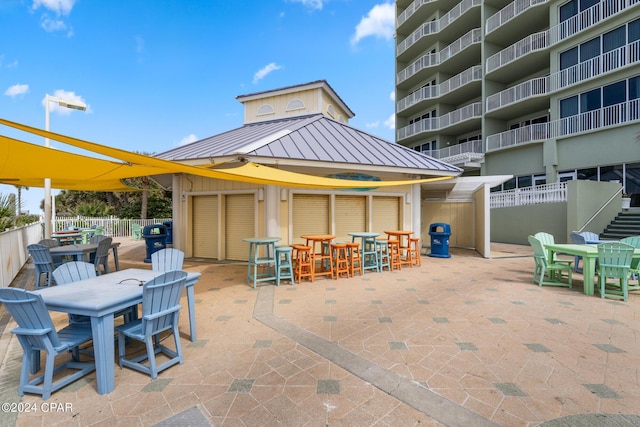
[156,114,462,175]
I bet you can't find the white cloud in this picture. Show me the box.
[42,89,88,115]
[350,3,394,46]
[32,0,77,15]
[289,0,323,10]
[389,91,395,101]
[253,62,283,84]
[177,134,198,146]
[383,113,395,130]
[135,36,144,54]
[40,15,67,32]
[5,84,29,97]
[366,121,380,128]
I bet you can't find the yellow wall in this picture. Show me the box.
[421,201,474,248]
[243,87,350,124]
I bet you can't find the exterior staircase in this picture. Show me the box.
[600,211,640,240]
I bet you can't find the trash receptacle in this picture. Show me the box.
[142,224,167,263]
[428,223,451,258]
[163,221,173,245]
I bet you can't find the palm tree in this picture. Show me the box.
[0,192,17,232]
[14,185,28,217]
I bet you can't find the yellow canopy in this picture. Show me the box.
[0,117,454,190]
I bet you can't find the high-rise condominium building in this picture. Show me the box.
[394,0,640,206]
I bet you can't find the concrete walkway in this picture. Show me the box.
[2,239,640,426]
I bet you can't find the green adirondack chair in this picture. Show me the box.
[597,242,634,301]
[619,236,640,292]
[527,235,572,287]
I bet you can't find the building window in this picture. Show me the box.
[327,104,335,118]
[286,99,304,111]
[257,104,274,116]
[560,0,599,22]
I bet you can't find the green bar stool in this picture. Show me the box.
[375,239,390,272]
[275,246,295,286]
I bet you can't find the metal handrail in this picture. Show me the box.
[575,188,621,233]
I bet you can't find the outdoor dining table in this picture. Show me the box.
[301,234,336,279]
[51,231,84,245]
[545,243,640,296]
[33,268,201,395]
[50,241,122,271]
[243,237,281,287]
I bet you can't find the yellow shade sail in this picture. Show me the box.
[0,117,455,190]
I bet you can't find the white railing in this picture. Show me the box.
[487,40,640,112]
[397,102,482,140]
[397,28,482,85]
[398,66,482,112]
[54,216,172,238]
[431,139,484,161]
[397,0,481,56]
[0,222,42,287]
[486,0,550,35]
[490,182,567,208]
[486,98,640,151]
[486,0,639,73]
[397,0,437,27]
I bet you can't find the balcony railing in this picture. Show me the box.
[397,0,481,56]
[397,29,482,85]
[397,0,437,28]
[429,139,484,163]
[486,0,639,74]
[486,40,640,112]
[397,102,482,141]
[486,98,640,151]
[486,0,550,35]
[397,66,482,112]
[490,182,567,208]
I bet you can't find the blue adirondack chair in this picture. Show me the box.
[151,248,185,272]
[0,288,95,400]
[115,271,187,378]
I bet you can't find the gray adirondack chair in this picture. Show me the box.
[151,248,185,272]
[115,271,187,379]
[93,236,112,275]
[52,261,136,325]
[27,244,61,289]
[0,288,95,400]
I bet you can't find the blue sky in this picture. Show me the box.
[1,0,396,215]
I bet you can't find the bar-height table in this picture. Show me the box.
[34,268,201,395]
[243,237,281,287]
[348,232,380,273]
[301,234,336,281]
[384,230,414,268]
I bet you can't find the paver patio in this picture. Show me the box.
[1,239,640,426]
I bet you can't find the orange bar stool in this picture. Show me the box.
[388,240,402,271]
[292,244,313,283]
[408,237,422,266]
[346,242,362,277]
[331,243,349,279]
